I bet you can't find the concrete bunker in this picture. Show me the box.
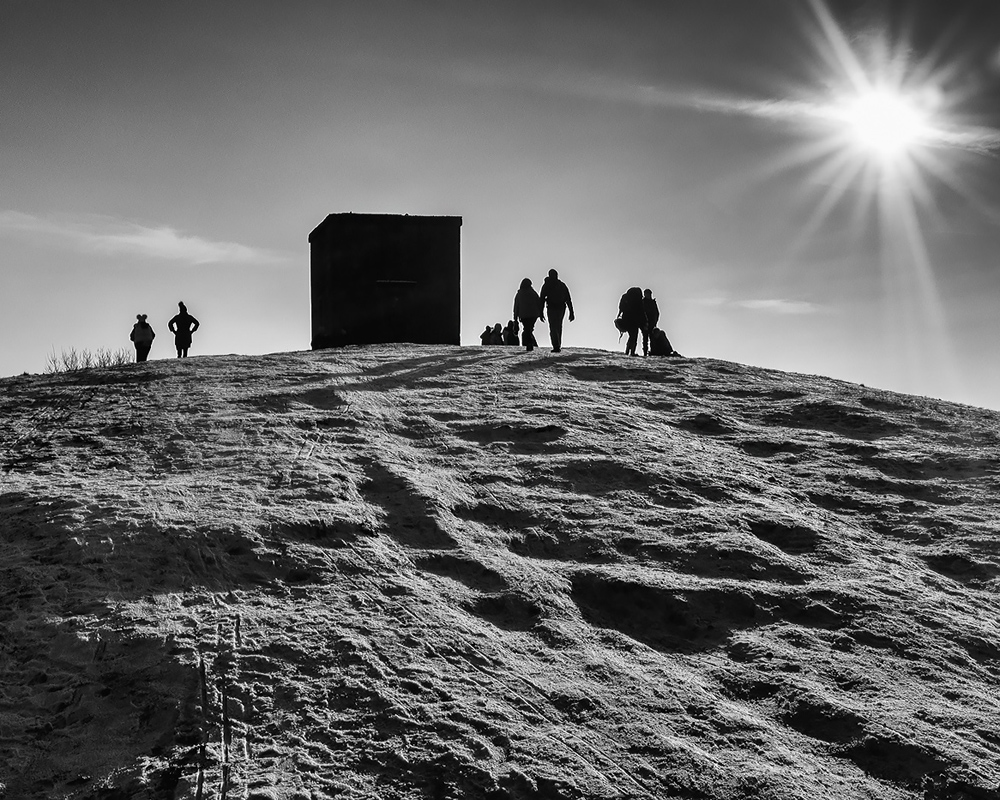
[309,213,462,348]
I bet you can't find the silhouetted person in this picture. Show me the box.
[539,268,575,352]
[648,327,677,357]
[503,319,519,346]
[513,278,542,352]
[168,301,200,358]
[617,287,646,356]
[641,289,660,357]
[129,314,155,362]
[490,323,504,345]
[480,325,493,345]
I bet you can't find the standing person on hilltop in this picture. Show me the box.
[513,278,542,352]
[539,268,575,353]
[129,314,155,362]
[641,288,660,357]
[168,301,200,358]
[616,286,646,357]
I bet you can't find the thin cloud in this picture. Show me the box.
[629,84,825,122]
[933,126,1000,155]
[692,295,824,315]
[449,62,827,124]
[736,298,822,315]
[0,211,285,266]
[447,55,1000,154]
[537,69,1000,155]
[623,84,1000,154]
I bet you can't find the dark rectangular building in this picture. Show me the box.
[309,213,462,348]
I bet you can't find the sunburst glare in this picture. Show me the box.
[835,88,931,160]
[801,1,966,393]
[739,0,1000,397]
[608,3,998,396]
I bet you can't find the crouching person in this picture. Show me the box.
[648,327,679,357]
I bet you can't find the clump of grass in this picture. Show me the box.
[44,347,135,374]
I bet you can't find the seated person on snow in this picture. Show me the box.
[648,327,678,357]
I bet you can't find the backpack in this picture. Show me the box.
[618,288,644,324]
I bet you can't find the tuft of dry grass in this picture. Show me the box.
[44,347,135,373]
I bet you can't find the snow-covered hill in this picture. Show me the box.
[2,345,998,800]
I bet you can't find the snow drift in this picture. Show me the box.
[1,345,998,800]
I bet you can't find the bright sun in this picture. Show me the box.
[836,88,929,160]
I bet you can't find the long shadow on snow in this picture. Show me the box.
[329,350,503,393]
[354,457,458,550]
[566,362,687,384]
[571,571,865,654]
[0,485,387,798]
[0,491,228,799]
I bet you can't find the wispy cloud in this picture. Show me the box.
[626,84,826,122]
[595,81,1000,153]
[933,126,1000,156]
[693,295,825,315]
[447,53,1000,155]
[521,67,1000,154]
[736,298,822,315]
[449,61,827,123]
[0,211,285,266]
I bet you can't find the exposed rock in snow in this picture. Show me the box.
[1,345,998,799]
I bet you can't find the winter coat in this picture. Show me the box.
[130,322,155,345]
[169,313,200,347]
[513,286,542,323]
[618,287,646,329]
[503,321,519,346]
[642,297,660,330]
[649,328,673,356]
[540,276,574,314]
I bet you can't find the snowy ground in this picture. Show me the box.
[1,345,998,800]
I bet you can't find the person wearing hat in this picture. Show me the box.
[168,301,200,358]
[129,314,156,362]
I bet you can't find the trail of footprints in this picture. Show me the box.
[342,435,993,793]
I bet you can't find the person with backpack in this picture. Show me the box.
[616,286,646,356]
[513,278,542,352]
[129,314,155,362]
[538,268,575,353]
[641,289,660,357]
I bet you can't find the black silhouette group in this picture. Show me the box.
[488,269,576,352]
[616,287,677,357]
[129,301,200,362]
[480,321,520,346]
[481,270,677,357]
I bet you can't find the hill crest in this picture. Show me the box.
[2,346,999,800]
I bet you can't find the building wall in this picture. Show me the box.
[309,213,462,348]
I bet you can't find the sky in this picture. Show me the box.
[3,0,1000,408]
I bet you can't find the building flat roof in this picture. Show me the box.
[309,213,462,242]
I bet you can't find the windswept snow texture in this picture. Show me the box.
[1,345,999,800]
